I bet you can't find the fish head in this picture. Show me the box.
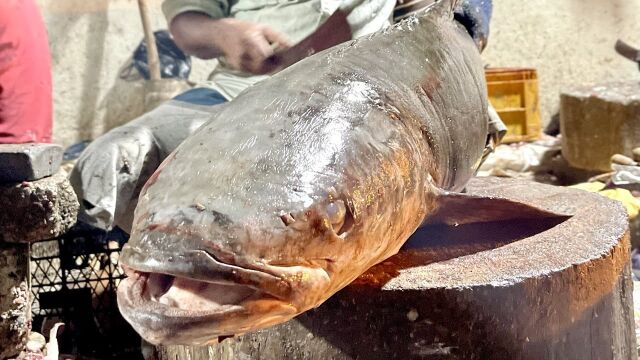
[116,145,402,345]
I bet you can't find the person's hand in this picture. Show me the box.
[215,18,293,74]
[169,12,293,74]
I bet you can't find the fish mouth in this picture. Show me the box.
[117,247,298,345]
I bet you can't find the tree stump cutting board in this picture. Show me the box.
[153,177,635,360]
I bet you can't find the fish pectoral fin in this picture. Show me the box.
[424,190,572,226]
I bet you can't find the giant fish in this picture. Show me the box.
[117,0,558,345]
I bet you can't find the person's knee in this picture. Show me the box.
[69,96,222,230]
[70,124,160,230]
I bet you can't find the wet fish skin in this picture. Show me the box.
[117,0,489,345]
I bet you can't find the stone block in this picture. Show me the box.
[0,143,63,183]
[560,81,640,172]
[0,170,78,243]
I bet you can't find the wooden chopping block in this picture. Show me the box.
[154,177,635,360]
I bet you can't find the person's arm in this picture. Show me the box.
[169,11,292,74]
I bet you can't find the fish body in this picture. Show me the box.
[118,0,490,345]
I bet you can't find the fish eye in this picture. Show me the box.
[326,200,347,231]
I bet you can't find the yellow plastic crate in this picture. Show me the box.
[485,68,541,143]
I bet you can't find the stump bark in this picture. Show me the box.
[0,169,78,359]
[0,170,78,243]
[0,243,30,359]
[154,177,635,360]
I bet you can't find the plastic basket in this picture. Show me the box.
[485,68,542,143]
[30,226,141,359]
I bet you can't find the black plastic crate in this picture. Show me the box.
[30,225,142,359]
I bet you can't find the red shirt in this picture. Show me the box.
[0,0,52,144]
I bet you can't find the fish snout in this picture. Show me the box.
[117,268,297,345]
[117,246,299,344]
[119,196,346,343]
[119,245,293,300]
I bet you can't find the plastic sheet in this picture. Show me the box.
[570,182,640,220]
[131,30,191,80]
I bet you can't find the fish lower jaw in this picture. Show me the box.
[117,270,246,319]
[117,269,297,345]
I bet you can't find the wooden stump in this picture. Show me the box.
[0,243,30,359]
[155,177,635,360]
[560,81,640,172]
[0,169,78,358]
